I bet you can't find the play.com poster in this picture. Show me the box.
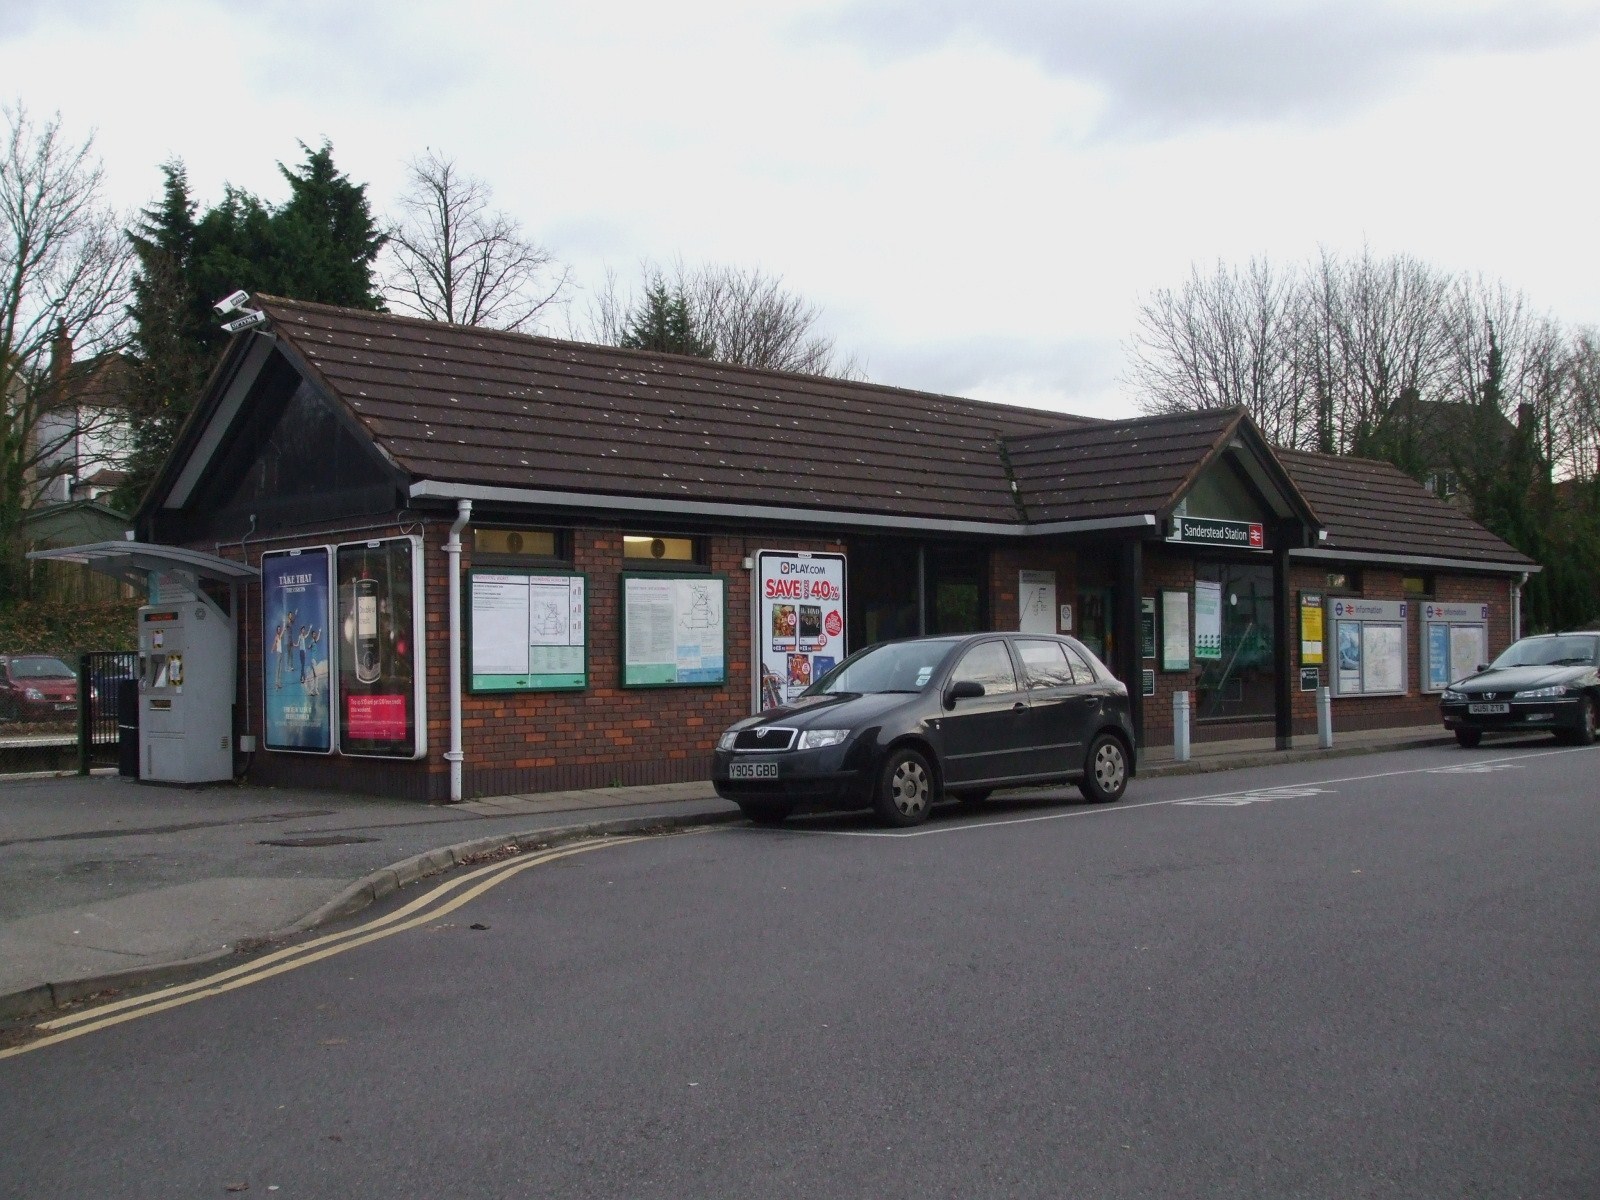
[262,548,333,753]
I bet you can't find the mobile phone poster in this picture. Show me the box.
[336,536,426,758]
[756,550,847,710]
[261,547,334,753]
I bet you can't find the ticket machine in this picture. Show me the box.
[26,541,254,785]
[138,588,236,783]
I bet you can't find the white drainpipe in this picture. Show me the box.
[1512,572,1528,641]
[445,499,472,802]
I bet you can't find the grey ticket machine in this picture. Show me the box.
[139,593,236,783]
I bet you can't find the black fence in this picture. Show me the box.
[0,650,137,778]
[80,651,138,773]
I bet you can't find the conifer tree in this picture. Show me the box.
[619,275,713,358]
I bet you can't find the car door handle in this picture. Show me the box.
[1012,701,1027,712]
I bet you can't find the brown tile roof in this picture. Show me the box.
[1006,409,1247,523]
[1277,448,1534,567]
[257,296,1095,526]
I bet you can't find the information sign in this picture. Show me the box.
[622,574,726,687]
[1140,596,1157,660]
[1168,516,1266,550]
[1330,597,1408,697]
[1421,601,1490,692]
[469,571,586,691]
[1300,592,1325,666]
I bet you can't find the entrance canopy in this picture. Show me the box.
[28,541,257,594]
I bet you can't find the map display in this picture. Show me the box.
[470,572,587,691]
[623,575,727,686]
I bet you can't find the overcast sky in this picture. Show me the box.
[5,0,1598,418]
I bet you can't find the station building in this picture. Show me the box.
[88,297,1536,801]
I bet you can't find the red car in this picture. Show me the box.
[0,655,82,722]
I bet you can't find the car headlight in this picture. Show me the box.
[1442,689,1465,702]
[716,730,739,752]
[1513,685,1570,699]
[24,687,44,701]
[797,728,849,750]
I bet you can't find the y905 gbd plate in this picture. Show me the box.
[729,761,779,780]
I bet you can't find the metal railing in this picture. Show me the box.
[78,651,138,774]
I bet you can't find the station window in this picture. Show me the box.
[1402,574,1434,596]
[623,534,703,567]
[473,527,565,563]
[1325,569,1363,593]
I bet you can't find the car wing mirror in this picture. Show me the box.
[944,679,985,709]
[1476,663,1489,673]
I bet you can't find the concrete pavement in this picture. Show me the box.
[0,723,1456,1021]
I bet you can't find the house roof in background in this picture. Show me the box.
[1277,449,1535,568]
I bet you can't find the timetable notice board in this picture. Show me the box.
[469,571,587,691]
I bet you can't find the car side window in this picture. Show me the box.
[1016,639,1074,689]
[953,641,1019,694]
[1062,643,1097,684]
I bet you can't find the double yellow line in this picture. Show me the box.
[1,835,644,1060]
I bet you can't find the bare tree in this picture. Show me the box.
[579,259,865,379]
[0,103,133,602]
[1127,257,1306,446]
[383,151,568,332]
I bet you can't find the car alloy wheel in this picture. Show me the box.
[875,747,935,827]
[1079,733,1128,803]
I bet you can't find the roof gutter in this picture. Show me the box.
[1290,547,1541,575]
[407,480,1159,538]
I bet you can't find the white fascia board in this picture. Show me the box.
[1290,546,1541,575]
[407,480,1159,538]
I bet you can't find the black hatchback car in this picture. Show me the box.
[712,633,1136,827]
[1439,631,1600,747]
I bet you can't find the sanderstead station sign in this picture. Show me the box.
[1168,516,1266,550]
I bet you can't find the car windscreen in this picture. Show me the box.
[1490,635,1599,668]
[9,657,75,679]
[806,640,958,695]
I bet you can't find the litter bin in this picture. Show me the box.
[116,678,140,778]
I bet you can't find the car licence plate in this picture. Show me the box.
[1468,702,1510,715]
[54,702,75,712]
[728,761,778,780]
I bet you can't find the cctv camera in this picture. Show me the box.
[213,289,251,316]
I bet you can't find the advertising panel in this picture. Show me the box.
[1018,570,1057,635]
[622,574,726,687]
[1194,581,1223,660]
[755,551,846,709]
[1160,590,1190,671]
[1300,592,1325,666]
[336,536,426,758]
[262,547,334,753]
[1330,598,1408,697]
[469,571,587,691]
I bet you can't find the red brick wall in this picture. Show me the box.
[214,519,1520,800]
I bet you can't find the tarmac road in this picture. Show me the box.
[2,739,1596,1198]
